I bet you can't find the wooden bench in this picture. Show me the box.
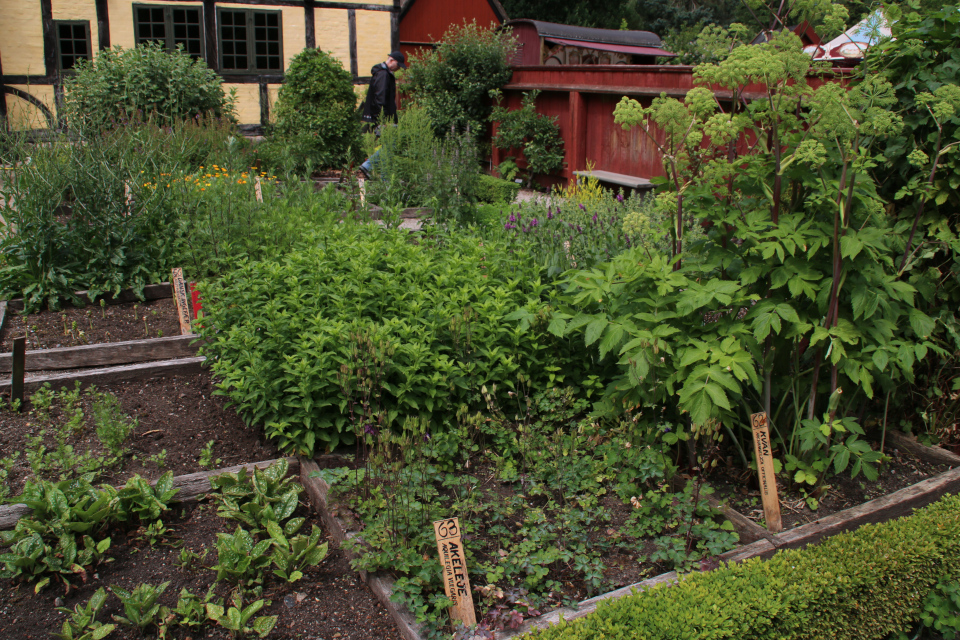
[573,170,654,190]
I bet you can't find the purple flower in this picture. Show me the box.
[616,193,624,202]
[547,209,553,220]
[364,424,378,436]
[531,218,538,227]
[576,225,583,233]
[592,214,598,223]
[504,223,515,230]
[579,204,586,211]
[509,213,516,223]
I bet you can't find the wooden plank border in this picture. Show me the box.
[882,429,960,467]
[0,356,206,393]
[299,457,426,640]
[0,334,201,373]
[0,457,299,530]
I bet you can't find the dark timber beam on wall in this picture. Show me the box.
[259,78,269,127]
[204,0,218,72]
[348,9,358,79]
[95,0,111,49]
[304,0,316,48]
[40,0,56,77]
[0,48,6,132]
[148,0,393,10]
[2,86,57,129]
[391,0,400,53]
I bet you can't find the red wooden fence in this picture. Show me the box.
[492,64,854,187]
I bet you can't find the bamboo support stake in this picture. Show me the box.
[170,268,193,335]
[11,336,26,409]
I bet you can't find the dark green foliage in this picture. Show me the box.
[196,225,576,454]
[491,91,565,184]
[269,48,361,171]
[402,21,516,136]
[363,107,480,220]
[524,493,960,640]
[208,459,301,532]
[474,174,522,204]
[864,5,960,217]
[64,42,234,129]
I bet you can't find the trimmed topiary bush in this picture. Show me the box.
[64,42,235,129]
[474,174,521,204]
[522,493,960,640]
[269,48,361,171]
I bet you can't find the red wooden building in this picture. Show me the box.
[397,0,508,61]
[492,31,852,190]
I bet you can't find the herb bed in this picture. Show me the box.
[0,461,403,640]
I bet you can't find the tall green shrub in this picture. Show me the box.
[64,42,234,129]
[270,48,361,171]
[196,225,583,455]
[402,21,517,137]
[491,90,565,185]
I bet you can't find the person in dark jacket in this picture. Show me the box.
[360,51,405,178]
[361,51,405,129]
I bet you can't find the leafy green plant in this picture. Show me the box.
[915,579,960,640]
[117,472,179,522]
[474,174,521,205]
[268,47,361,172]
[197,225,572,454]
[136,520,170,546]
[64,42,235,129]
[363,106,480,220]
[53,587,116,640]
[266,521,329,582]
[209,460,300,531]
[212,526,273,586]
[159,587,213,637]
[91,391,137,461]
[402,21,517,137]
[491,90,566,185]
[206,591,277,638]
[111,581,170,630]
[198,440,222,469]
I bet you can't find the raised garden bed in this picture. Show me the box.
[0,459,404,640]
[298,434,960,640]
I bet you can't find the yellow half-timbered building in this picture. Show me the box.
[0,0,400,130]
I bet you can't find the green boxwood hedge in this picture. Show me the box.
[523,493,960,640]
[474,174,521,205]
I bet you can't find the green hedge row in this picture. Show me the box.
[523,493,960,640]
[474,173,521,204]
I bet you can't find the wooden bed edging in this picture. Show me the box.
[0,356,206,393]
[883,429,960,467]
[299,457,426,640]
[0,457,298,531]
[3,282,173,313]
[0,334,201,373]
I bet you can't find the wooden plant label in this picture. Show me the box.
[751,412,782,533]
[433,518,476,627]
[254,175,263,203]
[170,268,193,335]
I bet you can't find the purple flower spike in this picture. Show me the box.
[577,224,583,233]
[547,209,553,220]
[531,218,538,227]
[509,213,516,223]
[364,424,378,436]
[592,214,598,223]
[579,203,586,211]
[616,193,624,202]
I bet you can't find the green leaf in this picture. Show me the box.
[584,317,608,347]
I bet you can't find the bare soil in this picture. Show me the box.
[0,372,276,496]
[708,444,953,530]
[1,297,181,352]
[0,501,402,640]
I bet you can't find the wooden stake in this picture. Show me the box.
[751,412,782,533]
[433,517,476,627]
[170,268,193,335]
[11,336,26,410]
[254,175,263,203]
